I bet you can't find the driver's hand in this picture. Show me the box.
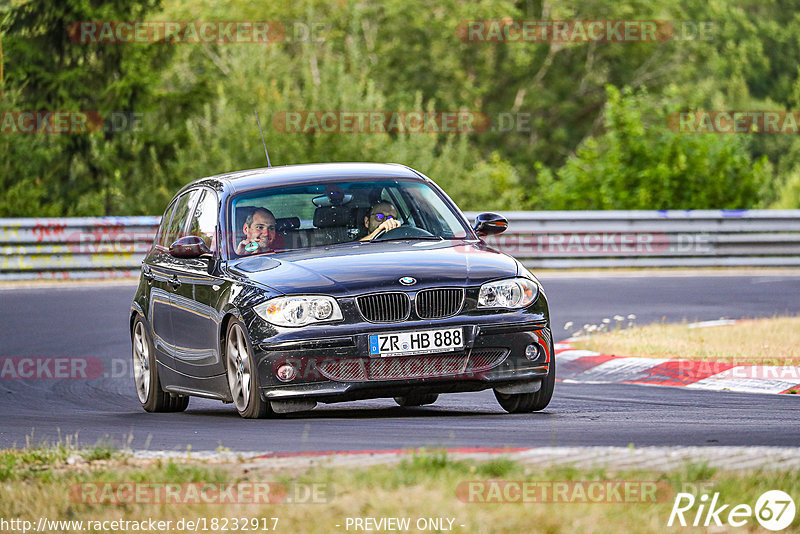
[237,237,272,255]
[377,218,402,234]
[361,218,402,241]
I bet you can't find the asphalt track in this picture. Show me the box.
[1,273,799,451]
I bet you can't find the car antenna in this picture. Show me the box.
[254,110,272,167]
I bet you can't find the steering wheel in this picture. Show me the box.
[372,225,435,240]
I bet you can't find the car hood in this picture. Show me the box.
[230,240,520,295]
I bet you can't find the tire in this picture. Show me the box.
[225,318,272,419]
[494,349,555,413]
[394,393,439,407]
[132,315,189,413]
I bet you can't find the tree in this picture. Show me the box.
[0,0,209,215]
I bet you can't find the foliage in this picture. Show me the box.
[0,0,211,216]
[772,166,800,208]
[539,86,771,209]
[2,0,800,215]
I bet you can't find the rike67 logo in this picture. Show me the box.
[668,490,796,530]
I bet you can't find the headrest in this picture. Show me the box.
[313,206,351,228]
[276,217,300,233]
[236,208,295,231]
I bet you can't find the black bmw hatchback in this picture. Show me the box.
[130,163,554,418]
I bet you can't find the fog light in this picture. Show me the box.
[276,364,297,382]
[525,344,542,361]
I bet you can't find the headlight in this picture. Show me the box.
[477,278,539,309]
[254,296,343,327]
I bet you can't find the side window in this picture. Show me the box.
[189,189,218,251]
[156,200,178,248]
[163,190,200,247]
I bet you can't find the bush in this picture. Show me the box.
[772,166,800,208]
[538,86,771,210]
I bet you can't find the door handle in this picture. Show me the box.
[168,276,181,290]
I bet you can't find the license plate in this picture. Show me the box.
[369,327,463,357]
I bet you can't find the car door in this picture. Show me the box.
[168,188,227,378]
[144,193,189,368]
[146,189,201,366]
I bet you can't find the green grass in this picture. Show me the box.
[1,446,799,533]
[0,443,72,481]
[79,440,118,462]
[0,439,128,482]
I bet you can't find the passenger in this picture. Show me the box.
[236,207,284,255]
[360,201,401,241]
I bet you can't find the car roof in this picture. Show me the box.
[182,162,427,196]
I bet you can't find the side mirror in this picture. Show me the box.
[169,236,212,259]
[473,213,508,237]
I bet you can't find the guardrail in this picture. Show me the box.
[1,210,799,280]
[0,217,160,281]
[467,210,800,269]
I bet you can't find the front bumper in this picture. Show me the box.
[251,319,553,404]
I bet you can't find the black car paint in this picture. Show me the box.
[232,240,521,295]
[130,163,553,409]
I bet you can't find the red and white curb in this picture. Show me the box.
[554,341,800,395]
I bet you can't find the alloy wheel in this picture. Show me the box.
[132,321,151,404]
[226,323,252,412]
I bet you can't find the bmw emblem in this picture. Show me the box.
[399,276,416,286]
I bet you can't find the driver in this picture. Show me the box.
[236,207,284,255]
[360,201,401,241]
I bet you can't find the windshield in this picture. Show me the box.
[228,179,470,257]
